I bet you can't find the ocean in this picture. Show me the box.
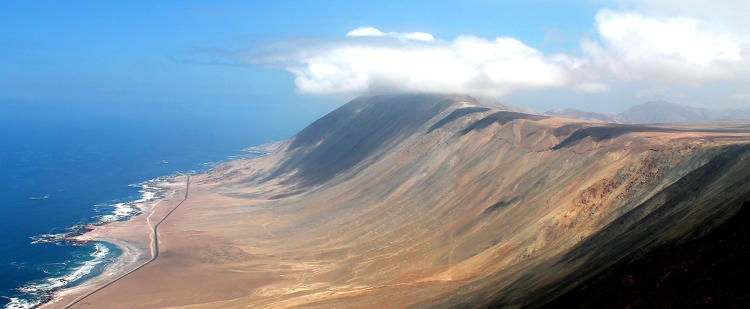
[0,100,330,308]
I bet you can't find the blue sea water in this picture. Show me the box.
[0,99,333,308]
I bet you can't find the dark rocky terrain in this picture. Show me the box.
[544,200,750,308]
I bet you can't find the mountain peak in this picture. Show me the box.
[545,100,750,124]
[620,100,711,123]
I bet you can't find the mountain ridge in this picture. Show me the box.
[58,93,750,308]
[546,100,750,124]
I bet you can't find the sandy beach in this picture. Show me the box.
[40,175,188,309]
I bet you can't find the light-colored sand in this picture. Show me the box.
[45,95,750,308]
[42,176,187,309]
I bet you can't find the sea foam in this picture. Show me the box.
[11,177,170,308]
[29,180,168,245]
[96,181,167,224]
[4,243,112,309]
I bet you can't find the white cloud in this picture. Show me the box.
[255,5,749,100]
[584,8,744,82]
[346,26,435,42]
[346,27,386,37]
[619,0,750,31]
[401,32,435,42]
[275,27,583,96]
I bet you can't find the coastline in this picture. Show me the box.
[6,147,271,309]
[37,238,145,309]
[15,175,185,309]
[11,96,750,308]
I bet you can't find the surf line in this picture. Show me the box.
[63,175,190,308]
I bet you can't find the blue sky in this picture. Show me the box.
[2,1,749,113]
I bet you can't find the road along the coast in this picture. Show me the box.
[64,175,190,308]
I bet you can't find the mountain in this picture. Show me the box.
[545,108,625,123]
[59,94,750,308]
[546,100,750,124]
[619,100,715,123]
[473,95,539,114]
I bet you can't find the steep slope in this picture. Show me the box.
[65,94,750,308]
[545,201,750,308]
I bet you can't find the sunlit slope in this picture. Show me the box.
[82,94,750,308]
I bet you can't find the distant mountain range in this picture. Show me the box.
[546,101,750,124]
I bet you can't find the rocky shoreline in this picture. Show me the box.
[26,176,182,309]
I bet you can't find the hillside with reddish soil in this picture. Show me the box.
[55,94,750,308]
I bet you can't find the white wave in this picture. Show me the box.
[2,296,41,309]
[14,176,176,307]
[5,244,110,309]
[13,175,180,308]
[30,178,170,245]
[95,180,168,224]
[29,232,67,244]
[29,225,92,245]
[18,244,110,295]
[97,201,139,224]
